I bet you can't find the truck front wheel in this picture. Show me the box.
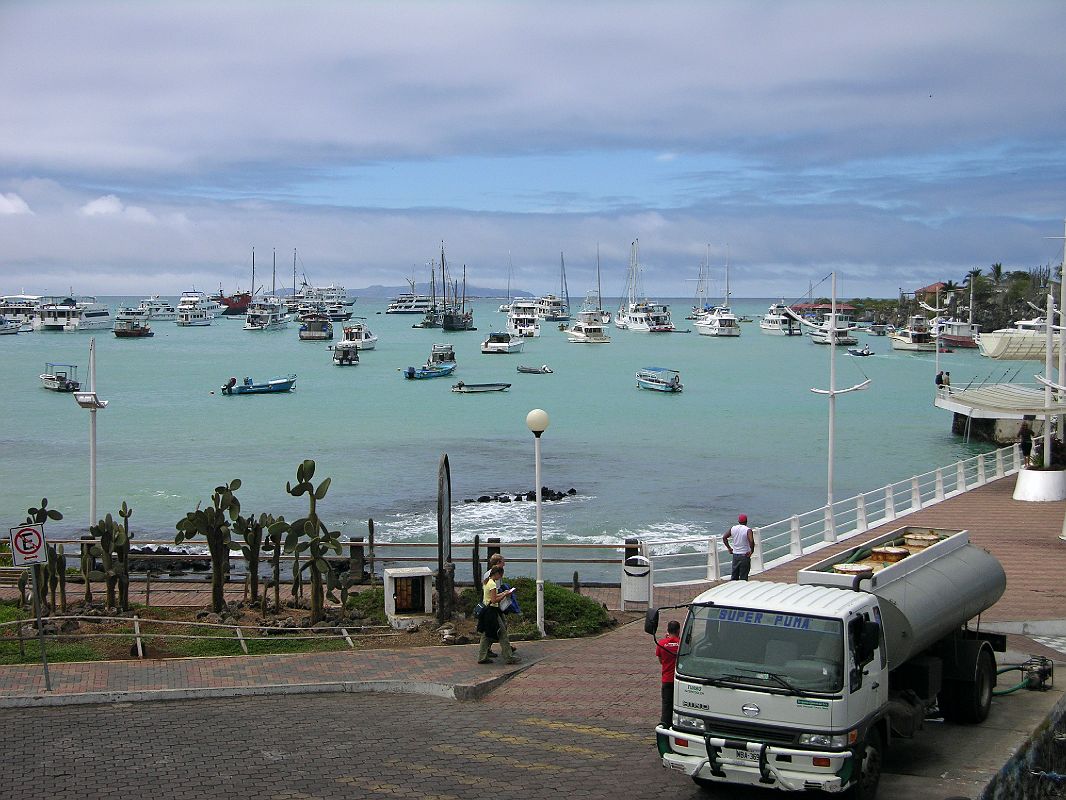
[846,728,882,800]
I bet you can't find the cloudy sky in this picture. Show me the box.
[2,1,1065,298]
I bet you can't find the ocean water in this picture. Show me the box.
[1,297,993,579]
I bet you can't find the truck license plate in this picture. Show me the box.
[735,749,759,762]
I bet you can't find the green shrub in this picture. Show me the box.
[345,587,387,626]
[465,577,613,639]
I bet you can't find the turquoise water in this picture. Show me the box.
[2,297,992,576]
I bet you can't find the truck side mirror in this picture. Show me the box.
[644,607,660,636]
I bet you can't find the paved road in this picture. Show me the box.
[4,679,1059,800]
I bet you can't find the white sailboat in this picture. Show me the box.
[615,240,674,332]
[694,251,741,337]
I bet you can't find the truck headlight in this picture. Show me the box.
[673,713,707,732]
[798,731,849,748]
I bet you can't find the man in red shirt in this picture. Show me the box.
[657,619,681,727]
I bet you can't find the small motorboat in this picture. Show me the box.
[401,363,457,380]
[0,315,20,335]
[452,381,511,393]
[848,346,874,357]
[517,364,553,374]
[40,363,80,392]
[113,308,154,338]
[636,367,683,393]
[221,374,297,395]
[329,341,360,365]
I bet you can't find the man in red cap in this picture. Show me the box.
[724,513,755,581]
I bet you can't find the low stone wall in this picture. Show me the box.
[981,692,1066,799]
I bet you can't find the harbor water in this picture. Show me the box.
[1,297,996,581]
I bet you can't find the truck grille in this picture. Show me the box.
[705,718,799,746]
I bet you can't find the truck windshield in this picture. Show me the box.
[677,605,844,694]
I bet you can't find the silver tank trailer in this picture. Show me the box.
[798,528,1006,670]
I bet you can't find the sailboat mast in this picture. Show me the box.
[724,245,730,306]
[293,248,297,297]
[251,247,256,298]
[272,248,276,295]
[596,244,603,310]
[560,251,570,313]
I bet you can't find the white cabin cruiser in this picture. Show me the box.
[694,305,741,337]
[567,310,611,343]
[759,302,803,336]
[175,291,217,326]
[507,299,541,337]
[35,296,113,332]
[481,331,525,354]
[889,315,936,351]
[137,295,178,321]
[342,321,378,350]
[244,296,290,331]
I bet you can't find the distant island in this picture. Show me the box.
[348,283,534,299]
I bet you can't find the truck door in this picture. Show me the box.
[847,608,888,727]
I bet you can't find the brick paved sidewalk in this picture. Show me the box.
[2,475,1063,712]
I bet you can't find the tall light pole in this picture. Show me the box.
[787,273,870,540]
[73,338,108,528]
[526,408,550,636]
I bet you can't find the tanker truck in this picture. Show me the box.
[648,526,1006,799]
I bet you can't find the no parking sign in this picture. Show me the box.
[8,524,47,566]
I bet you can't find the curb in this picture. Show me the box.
[0,659,539,709]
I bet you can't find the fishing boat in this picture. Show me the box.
[136,295,178,321]
[342,320,378,350]
[210,287,252,316]
[507,299,541,337]
[889,315,936,352]
[934,317,981,349]
[427,343,456,366]
[517,364,553,374]
[175,291,217,326]
[615,240,674,332]
[40,363,80,392]
[0,316,20,335]
[636,367,683,393]
[451,381,511,393]
[220,375,297,395]
[35,296,113,332]
[441,268,475,331]
[298,313,334,341]
[759,302,803,336]
[113,308,154,338]
[481,331,524,354]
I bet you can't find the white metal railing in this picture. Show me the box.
[642,444,1021,606]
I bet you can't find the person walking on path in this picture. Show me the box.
[1020,420,1034,467]
[724,514,755,581]
[477,565,518,665]
[656,620,681,727]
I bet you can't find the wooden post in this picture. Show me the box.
[472,534,481,587]
[367,518,376,587]
[487,536,501,563]
[349,537,365,583]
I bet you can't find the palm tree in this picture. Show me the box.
[941,280,960,313]
[988,263,1006,288]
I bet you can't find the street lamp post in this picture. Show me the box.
[526,408,550,636]
[73,338,108,529]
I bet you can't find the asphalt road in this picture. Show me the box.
[3,681,1059,800]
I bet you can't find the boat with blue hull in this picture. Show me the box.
[402,363,457,380]
[221,375,297,395]
[636,367,683,393]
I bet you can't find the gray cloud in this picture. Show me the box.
[0,1,1064,296]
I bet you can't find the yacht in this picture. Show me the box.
[137,295,178,321]
[535,293,570,322]
[297,313,333,341]
[809,316,859,346]
[35,296,113,332]
[386,284,435,314]
[566,310,611,344]
[889,315,936,352]
[976,317,1060,360]
[175,291,217,326]
[615,240,675,332]
[0,294,59,328]
[759,302,803,336]
[342,320,378,350]
[0,316,20,335]
[244,296,290,331]
[481,331,525,354]
[694,305,741,337]
[507,299,541,337]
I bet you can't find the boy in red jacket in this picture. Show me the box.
[657,620,681,727]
